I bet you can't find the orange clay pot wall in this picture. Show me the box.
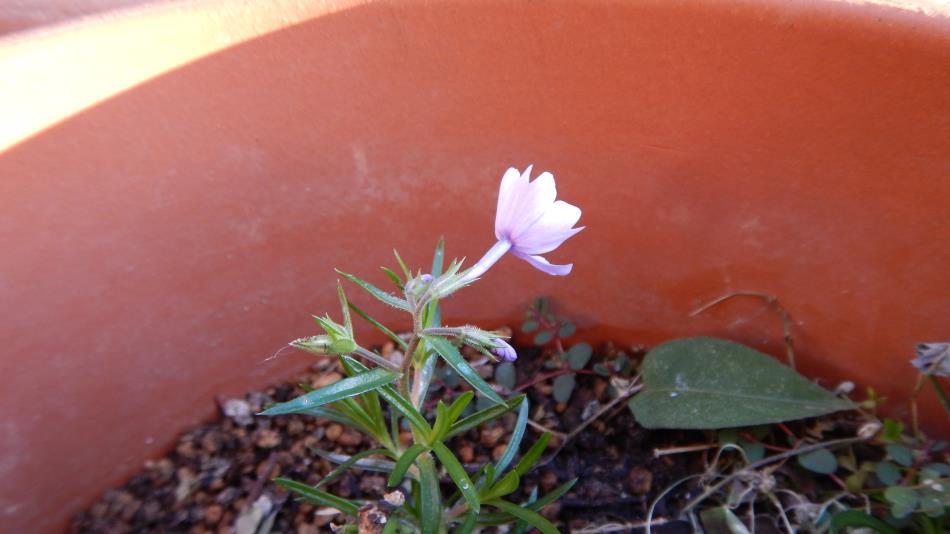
[1,0,949,531]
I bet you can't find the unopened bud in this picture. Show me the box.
[291,335,356,355]
[291,335,333,354]
[490,338,517,362]
[329,338,357,354]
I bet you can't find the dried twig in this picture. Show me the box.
[653,443,718,458]
[536,379,642,467]
[573,516,678,533]
[678,434,869,515]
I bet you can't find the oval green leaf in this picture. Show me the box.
[628,337,854,429]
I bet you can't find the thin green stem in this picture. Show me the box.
[400,335,419,400]
[353,346,400,371]
[399,307,424,400]
[928,375,950,415]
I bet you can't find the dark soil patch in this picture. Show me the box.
[70,342,797,533]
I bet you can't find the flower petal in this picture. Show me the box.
[511,200,583,253]
[494,167,528,239]
[512,250,573,276]
[514,226,584,256]
[495,167,558,240]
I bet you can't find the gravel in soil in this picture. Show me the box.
[71,345,710,533]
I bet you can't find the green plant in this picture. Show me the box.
[258,166,583,533]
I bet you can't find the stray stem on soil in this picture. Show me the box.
[514,368,598,393]
[678,434,870,515]
[690,291,796,369]
[573,517,677,533]
[653,443,718,458]
[535,380,642,467]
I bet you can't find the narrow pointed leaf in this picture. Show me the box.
[425,335,504,405]
[485,499,559,534]
[511,487,539,534]
[446,391,475,425]
[348,302,407,350]
[339,355,388,436]
[274,478,359,515]
[342,357,431,434]
[430,401,452,442]
[336,269,410,311]
[388,443,427,486]
[316,448,393,488]
[530,478,577,511]
[416,453,442,534]
[259,367,399,415]
[477,479,577,525]
[513,432,551,477]
[295,406,362,429]
[629,337,855,429]
[334,397,378,434]
[447,395,525,439]
[412,349,438,409]
[380,267,404,290]
[312,314,348,340]
[433,442,480,513]
[495,397,529,475]
[336,280,353,336]
[313,449,397,473]
[456,511,478,534]
[485,433,551,501]
[393,249,411,279]
[431,238,445,277]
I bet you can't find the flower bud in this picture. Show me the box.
[329,338,357,354]
[291,335,356,355]
[291,335,333,354]
[490,338,517,362]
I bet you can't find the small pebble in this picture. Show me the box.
[253,429,281,449]
[627,466,653,494]
[325,424,343,442]
[458,445,475,464]
[203,504,223,525]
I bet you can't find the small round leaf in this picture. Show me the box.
[567,343,593,370]
[797,448,838,474]
[534,330,555,345]
[558,321,577,338]
[553,374,576,403]
[875,461,902,486]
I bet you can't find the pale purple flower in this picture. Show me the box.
[490,338,518,362]
[462,166,583,282]
[911,342,950,377]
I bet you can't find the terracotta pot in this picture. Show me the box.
[1,1,948,531]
